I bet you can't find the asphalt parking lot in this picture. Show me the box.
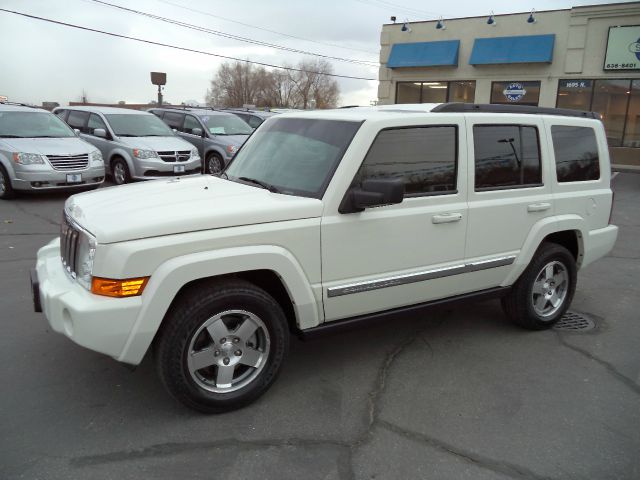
[1,174,639,480]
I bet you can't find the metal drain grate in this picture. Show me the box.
[554,311,596,331]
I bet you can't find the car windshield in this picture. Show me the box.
[105,114,174,137]
[199,114,253,136]
[225,118,362,198]
[0,111,76,138]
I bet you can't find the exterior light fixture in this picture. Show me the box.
[390,16,397,23]
[436,17,446,30]
[527,9,536,24]
[401,19,411,32]
[487,11,496,26]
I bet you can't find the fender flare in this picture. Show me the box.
[108,149,134,172]
[503,214,586,286]
[117,245,320,364]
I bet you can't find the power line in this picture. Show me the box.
[0,8,377,81]
[88,0,379,67]
[156,0,379,55]
[353,0,448,19]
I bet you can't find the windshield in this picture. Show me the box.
[105,114,174,137]
[0,111,75,138]
[200,114,253,136]
[225,118,362,198]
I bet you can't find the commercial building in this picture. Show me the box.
[378,2,640,165]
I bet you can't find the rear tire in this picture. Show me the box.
[154,279,289,413]
[0,164,15,199]
[502,242,576,330]
[111,158,130,185]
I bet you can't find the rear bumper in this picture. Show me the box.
[581,225,618,268]
[34,238,142,363]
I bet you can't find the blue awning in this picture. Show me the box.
[387,40,460,68]
[469,34,555,65]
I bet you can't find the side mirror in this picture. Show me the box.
[73,128,81,136]
[94,128,107,138]
[340,178,404,214]
[192,127,203,137]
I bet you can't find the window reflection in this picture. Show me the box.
[623,80,640,147]
[592,79,631,147]
[396,81,475,104]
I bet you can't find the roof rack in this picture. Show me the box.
[0,101,39,109]
[431,103,601,119]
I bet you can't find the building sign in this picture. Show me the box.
[558,80,592,89]
[604,25,640,71]
[503,82,527,102]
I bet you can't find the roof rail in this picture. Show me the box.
[431,103,601,119]
[0,101,39,109]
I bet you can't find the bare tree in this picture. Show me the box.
[290,60,339,109]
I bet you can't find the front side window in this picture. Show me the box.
[67,110,90,132]
[226,118,361,198]
[183,115,201,134]
[474,125,542,190]
[0,111,76,138]
[162,112,184,130]
[354,126,457,196]
[200,114,253,136]
[105,114,174,137]
[87,114,108,136]
[551,126,600,182]
[247,115,263,129]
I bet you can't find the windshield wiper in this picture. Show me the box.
[237,176,280,193]
[0,134,23,138]
[116,134,137,137]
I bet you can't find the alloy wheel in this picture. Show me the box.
[531,260,569,318]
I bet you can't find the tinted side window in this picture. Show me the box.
[163,112,185,130]
[247,115,263,129]
[54,110,68,121]
[150,110,163,119]
[67,110,90,133]
[183,115,201,134]
[473,125,542,191]
[551,126,600,182]
[355,126,457,196]
[87,114,108,136]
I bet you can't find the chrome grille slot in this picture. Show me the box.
[158,150,191,162]
[47,154,89,171]
[60,215,80,278]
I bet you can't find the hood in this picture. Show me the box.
[0,137,96,155]
[117,136,194,151]
[217,134,249,147]
[65,175,323,243]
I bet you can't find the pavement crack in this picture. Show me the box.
[555,332,640,396]
[378,420,552,480]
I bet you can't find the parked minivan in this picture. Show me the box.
[54,106,200,185]
[222,108,277,130]
[149,107,253,174]
[0,103,105,199]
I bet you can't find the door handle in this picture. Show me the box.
[527,202,551,213]
[432,213,463,224]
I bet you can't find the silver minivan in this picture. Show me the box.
[54,106,201,185]
[0,103,105,200]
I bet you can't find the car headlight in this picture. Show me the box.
[13,152,45,165]
[226,145,238,156]
[75,231,97,290]
[89,150,103,163]
[190,148,200,159]
[132,148,158,159]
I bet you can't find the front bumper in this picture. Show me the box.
[34,238,142,363]
[130,157,201,180]
[13,165,105,191]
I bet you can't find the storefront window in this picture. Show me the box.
[490,81,541,106]
[556,80,593,111]
[396,81,475,104]
[592,79,631,147]
[623,80,640,148]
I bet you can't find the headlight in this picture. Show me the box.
[75,232,97,290]
[226,145,238,156]
[190,148,200,159]
[13,152,45,165]
[132,148,158,159]
[89,150,103,163]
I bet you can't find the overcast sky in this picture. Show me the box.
[0,0,626,107]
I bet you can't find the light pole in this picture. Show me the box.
[150,72,167,106]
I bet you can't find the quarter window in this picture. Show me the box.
[551,126,600,182]
[473,125,542,190]
[355,126,457,196]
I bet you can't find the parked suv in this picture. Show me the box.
[149,107,253,174]
[32,104,618,412]
[54,106,200,185]
[0,103,104,199]
[222,108,277,130]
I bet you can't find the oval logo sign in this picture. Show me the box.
[503,82,527,102]
[629,38,640,60]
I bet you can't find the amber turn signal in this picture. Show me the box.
[91,276,150,298]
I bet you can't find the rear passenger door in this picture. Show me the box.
[464,116,554,290]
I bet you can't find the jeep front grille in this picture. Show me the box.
[47,154,89,171]
[157,150,191,162]
[60,214,80,277]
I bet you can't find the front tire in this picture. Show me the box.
[502,243,577,330]
[0,164,15,199]
[111,158,130,185]
[206,153,224,175]
[154,279,289,413]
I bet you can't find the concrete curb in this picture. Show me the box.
[612,164,640,174]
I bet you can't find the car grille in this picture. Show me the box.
[46,154,89,171]
[157,150,191,162]
[60,214,80,278]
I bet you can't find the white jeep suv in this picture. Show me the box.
[32,103,618,412]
